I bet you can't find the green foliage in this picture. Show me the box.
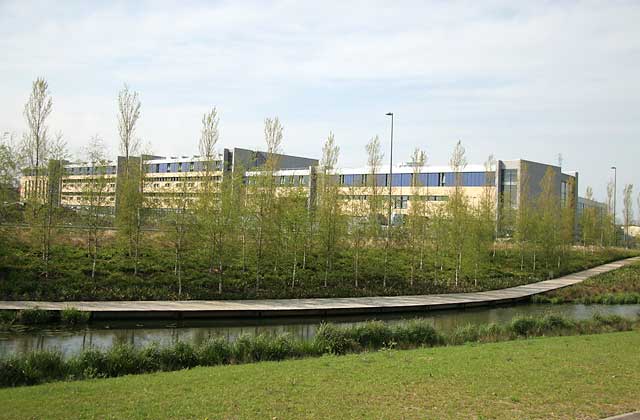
[534,261,640,304]
[0,234,633,301]
[0,314,636,388]
[17,308,54,325]
[60,307,90,325]
[197,337,232,365]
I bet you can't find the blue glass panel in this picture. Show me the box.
[170,163,179,172]
[182,162,190,172]
[344,175,355,186]
[375,174,387,187]
[401,174,412,187]
[390,174,402,186]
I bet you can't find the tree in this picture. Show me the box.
[0,132,19,224]
[117,85,141,164]
[514,163,535,271]
[537,168,561,276]
[22,78,52,203]
[162,176,195,297]
[365,135,384,285]
[580,186,598,249]
[468,155,497,286]
[406,148,427,286]
[447,140,469,286]
[317,132,342,287]
[20,78,67,278]
[115,84,144,275]
[622,184,634,248]
[559,177,576,268]
[251,117,283,290]
[195,108,221,289]
[283,185,308,288]
[82,135,110,278]
[605,180,616,246]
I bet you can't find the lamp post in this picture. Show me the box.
[611,166,617,246]
[383,112,394,287]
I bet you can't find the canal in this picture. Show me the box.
[1,303,639,358]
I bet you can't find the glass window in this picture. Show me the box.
[375,174,388,187]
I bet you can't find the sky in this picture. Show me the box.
[1,0,639,212]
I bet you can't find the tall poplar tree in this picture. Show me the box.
[115,84,144,275]
[317,132,341,287]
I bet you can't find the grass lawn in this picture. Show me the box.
[1,331,639,419]
[536,261,640,304]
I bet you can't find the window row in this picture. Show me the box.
[65,166,117,175]
[338,172,491,187]
[146,161,222,174]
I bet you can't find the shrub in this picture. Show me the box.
[351,321,393,349]
[539,314,574,331]
[159,342,198,371]
[592,313,631,330]
[314,323,356,355]
[60,307,90,325]
[509,316,539,337]
[449,324,482,345]
[393,320,443,347]
[233,334,291,363]
[262,333,296,361]
[0,357,28,387]
[0,310,17,324]
[138,345,162,373]
[2,351,68,386]
[68,348,108,379]
[198,337,232,365]
[17,308,54,325]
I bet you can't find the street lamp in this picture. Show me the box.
[611,166,617,246]
[383,112,394,287]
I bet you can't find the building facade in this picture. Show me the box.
[20,149,603,235]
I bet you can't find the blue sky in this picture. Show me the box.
[1,1,639,213]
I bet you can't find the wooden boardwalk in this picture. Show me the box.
[1,257,638,319]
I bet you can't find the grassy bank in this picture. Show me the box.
[0,307,90,332]
[533,261,640,304]
[0,331,639,419]
[0,232,635,301]
[1,313,636,388]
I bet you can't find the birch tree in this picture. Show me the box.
[82,135,110,278]
[447,140,469,286]
[195,108,221,287]
[21,79,67,277]
[252,117,283,290]
[365,135,384,284]
[406,148,426,286]
[605,180,616,246]
[317,132,341,287]
[622,184,634,248]
[537,168,561,276]
[0,132,19,224]
[580,186,597,249]
[162,178,194,297]
[515,163,535,271]
[115,84,144,274]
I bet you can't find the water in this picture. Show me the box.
[1,303,638,359]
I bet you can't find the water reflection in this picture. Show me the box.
[1,304,638,359]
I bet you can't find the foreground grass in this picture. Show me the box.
[2,314,633,388]
[0,332,638,419]
[534,261,640,304]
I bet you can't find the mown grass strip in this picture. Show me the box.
[0,331,639,419]
[1,313,636,388]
